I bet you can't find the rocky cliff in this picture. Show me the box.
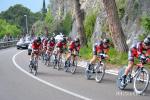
[50,0,150,46]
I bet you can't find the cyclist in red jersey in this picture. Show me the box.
[30,37,41,61]
[121,37,150,86]
[64,38,80,66]
[46,37,56,55]
[87,38,110,70]
[55,38,67,54]
[42,37,48,51]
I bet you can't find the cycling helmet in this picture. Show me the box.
[74,38,80,43]
[144,37,150,46]
[103,38,110,44]
[61,38,66,43]
[51,37,55,42]
[36,37,41,43]
[96,40,103,46]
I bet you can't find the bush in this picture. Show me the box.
[141,16,150,33]
[79,42,92,60]
[139,16,150,40]
[108,47,128,66]
[84,10,97,41]
[60,12,72,35]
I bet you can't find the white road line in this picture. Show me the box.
[12,51,92,100]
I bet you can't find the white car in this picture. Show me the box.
[28,42,32,55]
[16,38,27,49]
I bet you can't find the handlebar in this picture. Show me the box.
[139,55,149,64]
[98,53,107,57]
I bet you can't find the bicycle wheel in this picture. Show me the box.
[44,54,49,66]
[85,69,92,80]
[70,60,77,74]
[117,67,127,90]
[33,61,38,76]
[28,64,32,73]
[133,68,150,95]
[64,60,69,72]
[95,62,105,83]
[53,58,57,69]
[47,55,51,66]
[57,56,62,70]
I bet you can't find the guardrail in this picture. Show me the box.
[0,40,18,49]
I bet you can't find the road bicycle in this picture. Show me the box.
[117,56,150,95]
[85,53,107,83]
[64,53,79,74]
[29,50,39,76]
[53,51,63,70]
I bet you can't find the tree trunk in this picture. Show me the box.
[74,0,87,46]
[102,0,128,52]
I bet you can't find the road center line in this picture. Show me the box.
[12,50,92,100]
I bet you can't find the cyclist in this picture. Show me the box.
[121,37,150,86]
[30,37,42,62]
[46,37,56,55]
[64,38,80,67]
[87,38,110,70]
[54,37,67,55]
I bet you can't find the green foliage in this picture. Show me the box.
[139,16,150,40]
[80,42,92,60]
[0,19,21,38]
[141,16,150,33]
[44,11,72,36]
[45,9,54,26]
[108,47,128,65]
[60,13,72,35]
[0,4,41,33]
[84,10,97,41]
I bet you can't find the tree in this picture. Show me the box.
[74,0,87,46]
[0,19,21,38]
[102,0,128,52]
[0,4,41,33]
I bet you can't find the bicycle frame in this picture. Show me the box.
[129,63,144,80]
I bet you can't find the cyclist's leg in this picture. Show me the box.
[65,49,72,66]
[87,55,97,70]
[30,49,35,63]
[121,50,134,85]
[72,50,78,65]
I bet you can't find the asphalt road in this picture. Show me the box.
[0,47,150,100]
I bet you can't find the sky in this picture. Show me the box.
[0,0,49,13]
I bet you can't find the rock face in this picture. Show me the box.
[50,0,150,46]
[50,0,73,19]
[122,0,150,46]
